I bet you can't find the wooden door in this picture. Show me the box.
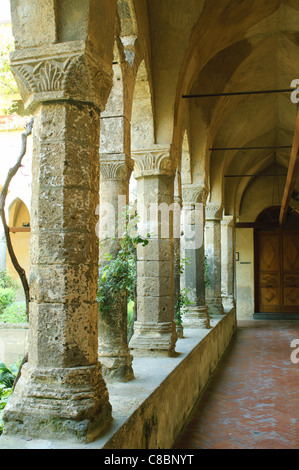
[257,232,281,312]
[282,232,299,312]
[256,231,299,313]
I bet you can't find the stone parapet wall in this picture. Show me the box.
[0,308,237,449]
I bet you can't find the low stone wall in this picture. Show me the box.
[102,307,236,449]
[0,308,236,449]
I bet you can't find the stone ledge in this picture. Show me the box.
[0,307,236,449]
[0,323,28,329]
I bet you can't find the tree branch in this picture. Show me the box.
[0,117,34,390]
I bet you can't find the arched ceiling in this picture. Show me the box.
[145,0,299,216]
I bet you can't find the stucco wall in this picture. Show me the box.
[235,228,255,319]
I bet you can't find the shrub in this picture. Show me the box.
[0,271,18,290]
[97,211,149,313]
[0,301,27,323]
[0,271,18,314]
[0,287,16,314]
[0,360,21,435]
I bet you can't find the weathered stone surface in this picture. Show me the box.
[3,80,112,440]
[129,147,177,355]
[205,204,224,315]
[180,187,210,328]
[221,216,236,309]
[2,362,112,443]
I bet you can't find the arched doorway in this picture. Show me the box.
[254,207,299,314]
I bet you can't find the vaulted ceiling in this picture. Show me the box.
[145,0,299,218]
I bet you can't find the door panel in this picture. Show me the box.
[256,231,299,313]
[282,233,299,311]
[257,233,281,312]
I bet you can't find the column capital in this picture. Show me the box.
[221,215,235,227]
[131,145,176,179]
[99,153,133,182]
[10,40,113,113]
[205,203,223,221]
[182,185,209,205]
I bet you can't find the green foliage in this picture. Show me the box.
[0,30,18,114]
[0,271,18,290]
[0,287,16,313]
[127,299,135,335]
[0,271,18,314]
[204,258,210,287]
[0,360,21,435]
[175,258,193,326]
[175,288,193,326]
[97,211,149,313]
[0,301,27,323]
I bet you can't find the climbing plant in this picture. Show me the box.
[97,210,149,317]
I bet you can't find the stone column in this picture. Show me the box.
[173,194,182,330]
[98,150,134,381]
[3,41,113,442]
[129,146,177,356]
[181,185,210,328]
[221,215,236,309]
[0,225,6,271]
[205,203,224,315]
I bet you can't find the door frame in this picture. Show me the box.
[254,207,299,313]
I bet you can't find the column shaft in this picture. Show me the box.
[3,35,115,441]
[129,148,177,356]
[98,152,134,381]
[180,186,210,328]
[205,204,224,315]
[0,229,6,271]
[221,216,236,308]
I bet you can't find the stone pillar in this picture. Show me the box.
[98,150,134,381]
[173,194,181,329]
[181,185,210,328]
[221,215,236,309]
[3,40,114,442]
[205,203,224,315]
[0,226,6,271]
[129,146,177,356]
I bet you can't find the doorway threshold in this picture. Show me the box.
[253,312,299,320]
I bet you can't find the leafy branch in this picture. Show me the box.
[97,210,149,339]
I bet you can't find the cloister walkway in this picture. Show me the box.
[173,319,299,449]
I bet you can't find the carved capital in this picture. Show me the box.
[221,215,235,227]
[10,41,113,113]
[205,203,223,221]
[100,153,133,181]
[132,146,175,179]
[182,185,209,204]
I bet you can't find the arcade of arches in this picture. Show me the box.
[1,0,299,448]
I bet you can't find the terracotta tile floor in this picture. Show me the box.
[173,320,299,449]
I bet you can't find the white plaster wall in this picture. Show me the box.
[235,228,255,319]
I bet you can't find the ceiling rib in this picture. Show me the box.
[182,88,295,99]
[279,111,299,226]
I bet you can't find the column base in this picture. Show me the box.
[222,296,236,309]
[206,298,224,315]
[99,347,134,382]
[129,321,177,357]
[2,362,112,444]
[182,306,211,329]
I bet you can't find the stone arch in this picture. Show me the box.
[6,197,30,282]
[181,129,192,186]
[131,59,155,151]
[117,0,138,68]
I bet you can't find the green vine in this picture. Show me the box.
[97,210,149,313]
